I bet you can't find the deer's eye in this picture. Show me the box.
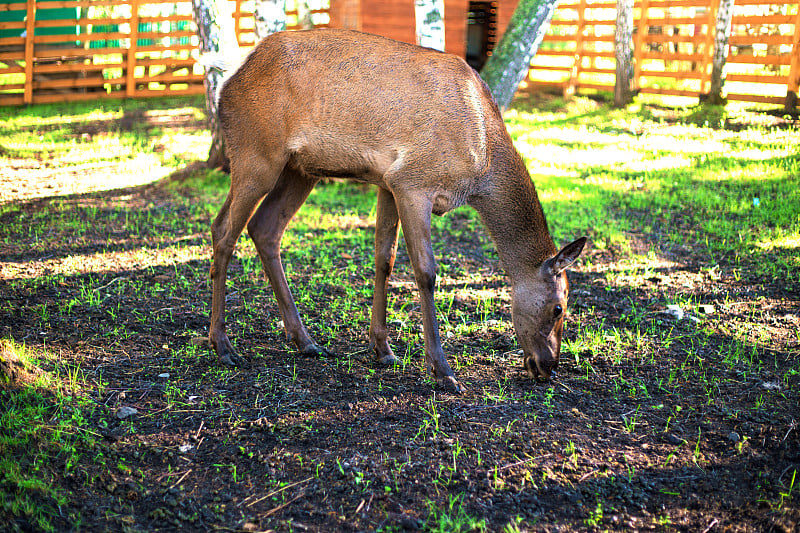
[554,304,563,318]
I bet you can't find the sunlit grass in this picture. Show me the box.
[504,97,800,278]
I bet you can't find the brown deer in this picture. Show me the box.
[208,29,586,392]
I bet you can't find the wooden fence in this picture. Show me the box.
[524,0,800,107]
[0,0,797,108]
[0,0,329,107]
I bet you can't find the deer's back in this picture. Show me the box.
[219,30,504,190]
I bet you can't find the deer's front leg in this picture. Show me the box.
[393,192,463,393]
[370,188,401,365]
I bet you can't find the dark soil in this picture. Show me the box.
[1,102,798,533]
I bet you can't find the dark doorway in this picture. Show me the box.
[466,1,498,71]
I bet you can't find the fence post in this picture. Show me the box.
[233,0,243,45]
[633,0,650,93]
[127,0,141,97]
[565,0,587,97]
[787,2,800,110]
[24,0,36,105]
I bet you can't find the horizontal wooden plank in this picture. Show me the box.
[530,65,573,72]
[34,77,111,90]
[638,86,699,97]
[0,51,25,61]
[725,92,786,105]
[642,17,710,26]
[0,39,24,49]
[580,50,616,58]
[641,52,706,62]
[137,15,195,24]
[34,29,196,46]
[129,86,204,99]
[136,58,196,68]
[35,1,130,9]
[726,73,788,84]
[641,0,710,8]
[35,0,192,8]
[536,49,578,57]
[136,72,204,84]
[34,62,109,73]
[0,94,25,106]
[0,20,26,30]
[580,67,616,74]
[729,34,793,46]
[731,14,795,25]
[728,54,792,65]
[0,3,26,13]
[640,69,704,79]
[731,0,799,6]
[134,44,196,54]
[643,34,707,44]
[35,17,129,27]
[31,90,122,105]
[561,2,617,8]
[32,14,195,28]
[32,46,122,58]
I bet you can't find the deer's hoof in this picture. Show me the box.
[439,375,465,394]
[219,351,247,368]
[377,353,400,366]
[299,343,332,358]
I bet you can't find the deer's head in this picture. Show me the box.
[511,237,586,380]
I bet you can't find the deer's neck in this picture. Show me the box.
[469,147,556,280]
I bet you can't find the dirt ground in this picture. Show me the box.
[1,104,798,532]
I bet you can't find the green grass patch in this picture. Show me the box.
[0,339,104,532]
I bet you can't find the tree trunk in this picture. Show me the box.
[705,0,735,105]
[254,0,286,39]
[191,0,238,170]
[298,1,314,30]
[414,0,445,51]
[479,0,561,112]
[614,0,634,107]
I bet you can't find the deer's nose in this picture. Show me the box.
[538,359,558,379]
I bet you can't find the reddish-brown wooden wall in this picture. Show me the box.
[340,1,521,60]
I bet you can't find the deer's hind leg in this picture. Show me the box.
[209,153,287,367]
[246,167,329,357]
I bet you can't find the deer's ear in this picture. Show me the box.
[546,237,586,275]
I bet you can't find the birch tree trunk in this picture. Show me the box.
[414,0,445,51]
[705,0,735,105]
[298,1,314,30]
[614,0,634,107]
[479,0,561,112]
[254,0,286,39]
[191,0,238,170]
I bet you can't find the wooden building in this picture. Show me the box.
[329,1,520,71]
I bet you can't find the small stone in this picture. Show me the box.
[664,305,684,320]
[116,406,139,419]
[665,433,684,445]
[728,431,741,443]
